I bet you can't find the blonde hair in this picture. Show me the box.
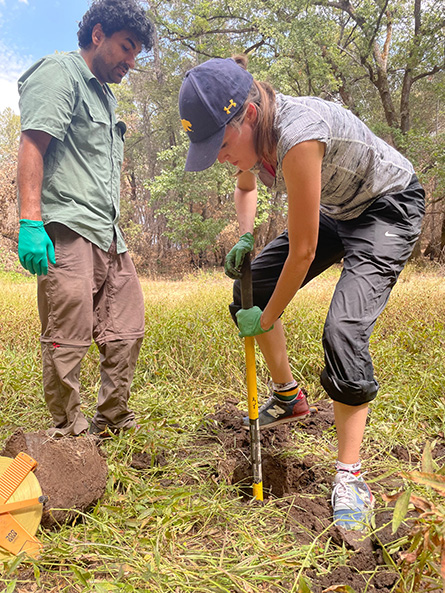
[230,54,277,166]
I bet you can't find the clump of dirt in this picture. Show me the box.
[131,450,168,470]
[1,429,108,529]
[307,563,399,593]
[199,398,413,593]
[431,441,445,460]
[391,444,420,464]
[205,398,334,498]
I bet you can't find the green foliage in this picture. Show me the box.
[153,0,444,130]
[393,457,445,592]
[399,128,445,203]
[148,141,234,254]
[392,488,412,534]
[148,140,276,256]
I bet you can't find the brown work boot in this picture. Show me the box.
[89,421,140,439]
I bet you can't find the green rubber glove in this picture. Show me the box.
[18,219,56,276]
[236,306,274,338]
[224,232,254,279]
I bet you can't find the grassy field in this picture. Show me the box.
[0,263,444,592]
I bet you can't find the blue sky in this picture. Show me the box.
[0,0,90,112]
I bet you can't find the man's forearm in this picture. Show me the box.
[17,131,52,219]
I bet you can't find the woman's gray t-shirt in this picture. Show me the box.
[254,94,414,221]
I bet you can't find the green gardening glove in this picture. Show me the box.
[224,232,254,279]
[18,219,56,276]
[236,306,274,338]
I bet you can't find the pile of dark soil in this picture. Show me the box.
[192,399,416,593]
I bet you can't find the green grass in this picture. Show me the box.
[0,264,444,592]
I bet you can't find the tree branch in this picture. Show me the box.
[166,26,258,43]
[412,65,441,83]
[367,0,390,51]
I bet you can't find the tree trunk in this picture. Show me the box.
[400,0,422,134]
[372,38,399,142]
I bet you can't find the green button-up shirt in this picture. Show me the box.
[18,51,127,253]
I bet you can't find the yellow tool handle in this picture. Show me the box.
[240,254,263,502]
[245,336,258,419]
[244,336,263,501]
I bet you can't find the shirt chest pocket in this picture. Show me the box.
[71,99,111,157]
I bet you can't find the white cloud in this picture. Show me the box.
[18,0,29,4]
[0,77,20,113]
[0,42,33,113]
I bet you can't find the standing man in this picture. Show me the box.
[17,0,153,437]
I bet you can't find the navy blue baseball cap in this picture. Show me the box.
[179,58,253,172]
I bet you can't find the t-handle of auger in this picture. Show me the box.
[240,254,263,502]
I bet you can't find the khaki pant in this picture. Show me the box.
[38,224,145,435]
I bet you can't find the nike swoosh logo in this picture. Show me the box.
[385,231,399,237]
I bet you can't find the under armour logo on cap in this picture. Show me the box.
[223,99,237,114]
[181,119,192,133]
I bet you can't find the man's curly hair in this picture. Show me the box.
[77,0,153,51]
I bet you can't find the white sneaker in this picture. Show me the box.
[331,471,375,531]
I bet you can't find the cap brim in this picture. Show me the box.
[184,126,225,172]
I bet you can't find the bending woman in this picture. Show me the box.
[179,56,424,530]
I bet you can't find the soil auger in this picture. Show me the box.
[240,254,263,502]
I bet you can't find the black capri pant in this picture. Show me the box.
[229,176,425,406]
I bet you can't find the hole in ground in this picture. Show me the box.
[232,451,318,498]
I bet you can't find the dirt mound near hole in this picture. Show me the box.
[206,398,334,498]
[201,399,412,593]
[1,429,108,529]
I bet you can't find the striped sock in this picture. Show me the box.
[336,460,362,477]
[273,380,305,402]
